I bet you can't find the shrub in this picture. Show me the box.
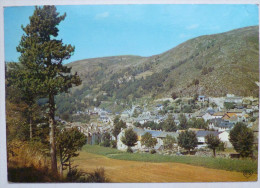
[85,168,110,183]
[127,147,133,153]
[217,141,226,151]
[66,167,110,183]
[110,140,117,148]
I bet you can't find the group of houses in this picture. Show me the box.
[115,94,258,152]
[63,93,258,153]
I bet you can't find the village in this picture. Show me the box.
[58,93,259,157]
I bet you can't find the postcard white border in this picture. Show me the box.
[0,0,259,188]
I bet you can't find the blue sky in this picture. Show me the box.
[4,4,259,64]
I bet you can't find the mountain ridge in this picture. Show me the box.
[66,25,259,102]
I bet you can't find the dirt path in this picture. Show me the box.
[73,152,257,182]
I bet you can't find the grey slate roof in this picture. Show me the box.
[133,127,178,138]
[196,130,219,137]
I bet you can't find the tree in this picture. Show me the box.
[132,109,139,118]
[171,92,178,100]
[121,128,138,152]
[163,115,177,132]
[17,6,81,173]
[229,122,254,158]
[163,135,176,150]
[178,114,188,130]
[101,132,111,147]
[113,115,120,125]
[141,132,157,150]
[188,117,208,129]
[112,120,126,142]
[178,130,198,154]
[6,63,40,140]
[205,134,220,157]
[224,102,235,110]
[56,128,86,178]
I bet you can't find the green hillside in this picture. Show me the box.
[57,26,259,114]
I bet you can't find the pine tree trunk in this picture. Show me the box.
[29,115,33,140]
[49,93,58,174]
[59,150,63,179]
[213,148,216,157]
[30,117,32,140]
[29,106,33,140]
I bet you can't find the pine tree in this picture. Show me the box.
[16,6,81,174]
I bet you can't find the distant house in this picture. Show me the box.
[212,111,225,119]
[121,110,131,119]
[202,112,215,121]
[206,109,215,115]
[196,112,206,119]
[156,104,164,111]
[198,96,206,102]
[100,116,110,123]
[196,130,219,149]
[218,131,232,148]
[209,118,234,132]
[225,94,242,104]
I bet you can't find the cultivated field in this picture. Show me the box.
[73,151,257,182]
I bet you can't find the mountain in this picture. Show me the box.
[57,26,259,114]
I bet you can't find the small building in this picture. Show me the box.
[212,111,225,119]
[225,94,243,104]
[198,96,206,102]
[218,131,232,148]
[196,130,219,149]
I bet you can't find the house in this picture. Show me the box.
[217,121,234,132]
[196,112,206,119]
[121,110,131,119]
[206,109,216,115]
[225,94,243,104]
[156,104,164,111]
[212,111,225,119]
[117,127,178,151]
[208,118,222,130]
[100,116,110,123]
[222,113,238,121]
[196,130,219,148]
[218,131,232,148]
[198,96,206,102]
[202,112,215,121]
[208,118,234,132]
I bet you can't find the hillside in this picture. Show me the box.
[58,26,259,113]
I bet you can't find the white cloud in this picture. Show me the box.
[186,24,199,30]
[179,33,191,39]
[95,12,110,19]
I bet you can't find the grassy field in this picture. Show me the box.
[73,145,258,182]
[82,145,258,174]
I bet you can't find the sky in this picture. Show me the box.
[4,4,259,64]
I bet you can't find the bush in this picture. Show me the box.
[66,167,110,183]
[127,147,133,153]
[217,142,226,151]
[150,149,156,154]
[85,168,110,182]
[111,140,117,148]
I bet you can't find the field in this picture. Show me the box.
[72,145,258,182]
